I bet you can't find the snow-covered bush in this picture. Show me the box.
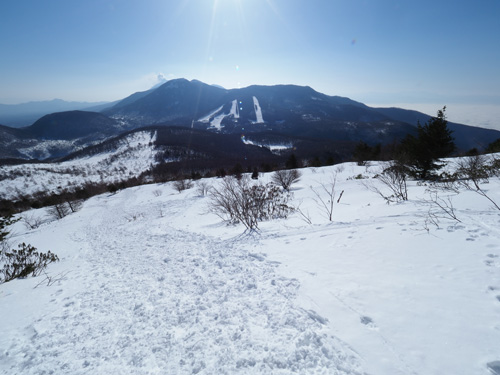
[1,243,59,284]
[208,176,294,230]
[1,215,59,284]
[0,215,18,252]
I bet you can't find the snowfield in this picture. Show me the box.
[0,131,158,201]
[199,100,241,130]
[240,137,293,154]
[1,160,500,375]
[252,97,264,124]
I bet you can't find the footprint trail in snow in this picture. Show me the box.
[1,188,362,375]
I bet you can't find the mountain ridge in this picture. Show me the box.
[1,79,499,162]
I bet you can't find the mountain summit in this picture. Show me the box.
[101,79,500,151]
[103,79,228,125]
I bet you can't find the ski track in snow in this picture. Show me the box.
[0,188,362,375]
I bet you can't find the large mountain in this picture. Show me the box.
[1,79,499,162]
[102,79,229,125]
[103,79,499,151]
[103,79,389,130]
[25,110,123,140]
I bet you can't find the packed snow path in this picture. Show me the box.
[2,161,500,374]
[0,186,362,375]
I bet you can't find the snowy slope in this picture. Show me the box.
[0,131,158,200]
[199,100,242,130]
[230,99,240,119]
[198,105,224,123]
[252,96,264,124]
[1,160,500,375]
[240,136,293,153]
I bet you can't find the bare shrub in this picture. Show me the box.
[453,155,500,211]
[417,155,499,229]
[152,189,163,197]
[334,164,345,174]
[310,173,337,221]
[271,169,302,191]
[22,214,45,230]
[419,188,462,231]
[47,202,71,220]
[378,162,408,202]
[196,180,212,196]
[66,199,83,213]
[295,201,313,225]
[173,179,194,193]
[34,270,69,288]
[455,154,490,181]
[208,176,294,230]
[364,162,408,204]
[489,156,500,177]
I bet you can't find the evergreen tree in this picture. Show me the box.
[353,142,381,165]
[486,138,500,154]
[399,107,455,179]
[1,215,19,244]
[231,163,244,180]
[251,167,259,180]
[285,154,299,169]
[310,157,322,168]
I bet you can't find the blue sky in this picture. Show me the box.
[1,0,499,129]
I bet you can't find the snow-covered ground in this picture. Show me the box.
[200,100,241,130]
[240,136,293,154]
[252,96,264,124]
[230,99,240,119]
[198,105,224,123]
[0,131,158,200]
[1,160,500,374]
[198,97,263,129]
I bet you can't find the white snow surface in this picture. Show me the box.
[252,96,264,124]
[241,138,293,153]
[199,100,240,130]
[0,131,158,200]
[17,139,82,160]
[1,160,500,375]
[198,106,224,123]
[229,99,240,119]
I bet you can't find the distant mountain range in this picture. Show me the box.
[1,79,499,163]
[0,99,112,127]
